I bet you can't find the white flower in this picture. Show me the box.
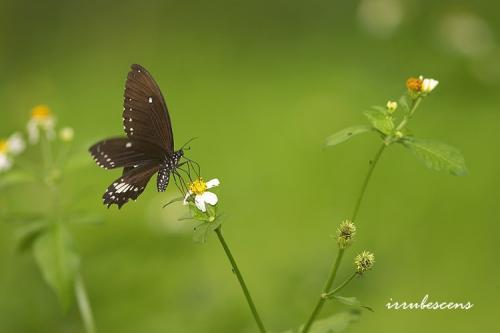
[0,153,12,172]
[59,127,74,142]
[183,178,220,212]
[6,132,25,155]
[27,105,56,144]
[0,133,24,173]
[419,76,439,93]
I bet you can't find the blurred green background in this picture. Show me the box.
[1,0,499,332]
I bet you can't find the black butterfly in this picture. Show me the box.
[89,64,192,208]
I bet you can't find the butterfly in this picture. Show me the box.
[89,64,193,208]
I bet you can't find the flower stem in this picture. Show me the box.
[214,227,267,333]
[301,249,345,333]
[75,272,96,333]
[351,143,386,222]
[324,272,358,298]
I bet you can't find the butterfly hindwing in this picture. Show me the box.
[123,64,174,154]
[89,138,163,169]
[103,161,160,208]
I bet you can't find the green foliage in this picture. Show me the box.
[398,94,412,113]
[33,223,80,310]
[324,125,372,147]
[15,220,47,252]
[401,137,468,176]
[306,310,361,333]
[330,296,373,312]
[193,218,222,244]
[363,108,394,135]
[0,170,35,189]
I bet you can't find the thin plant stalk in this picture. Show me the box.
[302,144,386,333]
[214,227,267,333]
[75,273,96,333]
[301,249,344,333]
[351,143,386,221]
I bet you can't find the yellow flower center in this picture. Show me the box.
[406,77,423,92]
[31,105,52,120]
[189,178,207,195]
[0,140,8,154]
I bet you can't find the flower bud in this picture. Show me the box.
[354,251,375,273]
[386,100,398,113]
[406,77,422,92]
[336,219,356,249]
[59,127,75,142]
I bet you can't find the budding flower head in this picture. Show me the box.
[27,105,56,143]
[386,100,398,113]
[354,251,375,273]
[59,127,74,142]
[336,219,356,249]
[406,77,423,93]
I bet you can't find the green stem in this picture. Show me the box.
[75,272,96,333]
[214,227,267,333]
[395,96,422,132]
[351,143,386,222]
[324,272,358,298]
[301,249,345,333]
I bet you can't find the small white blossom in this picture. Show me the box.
[6,132,26,155]
[419,76,439,93]
[0,154,12,172]
[27,105,56,144]
[183,178,220,212]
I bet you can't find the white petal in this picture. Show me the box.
[183,191,192,205]
[206,178,220,189]
[202,191,218,205]
[7,133,25,155]
[0,154,12,172]
[27,120,39,144]
[195,194,206,212]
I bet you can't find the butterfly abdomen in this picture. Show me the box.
[156,150,184,192]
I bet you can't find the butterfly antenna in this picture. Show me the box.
[181,137,198,150]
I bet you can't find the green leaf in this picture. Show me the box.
[162,196,185,208]
[398,94,412,113]
[332,296,374,312]
[307,310,361,333]
[363,109,394,135]
[33,224,80,310]
[0,170,35,189]
[193,219,222,244]
[15,220,48,252]
[66,214,103,225]
[401,137,468,176]
[324,125,372,147]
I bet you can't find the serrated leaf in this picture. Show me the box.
[324,125,372,147]
[306,310,360,333]
[401,138,468,176]
[363,109,394,135]
[33,224,80,310]
[332,296,374,312]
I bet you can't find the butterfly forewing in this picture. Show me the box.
[123,64,174,154]
[89,138,164,169]
[103,161,160,208]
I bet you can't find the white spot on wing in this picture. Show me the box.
[126,142,132,148]
[148,97,153,103]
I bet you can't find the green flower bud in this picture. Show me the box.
[354,251,375,273]
[336,219,356,249]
